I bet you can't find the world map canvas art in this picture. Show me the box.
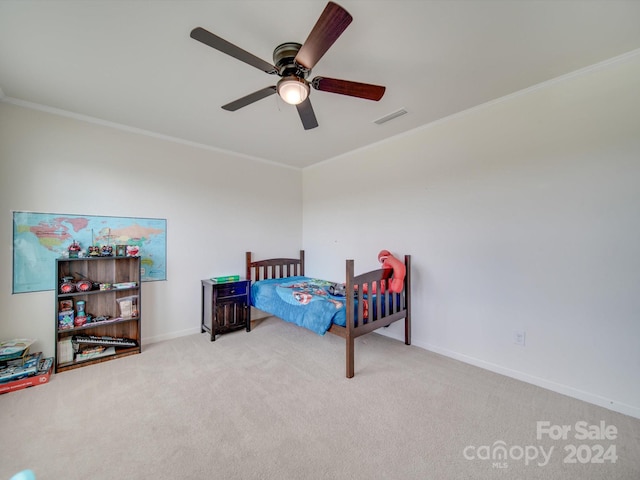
[13,212,167,294]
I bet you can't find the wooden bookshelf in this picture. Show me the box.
[55,256,141,372]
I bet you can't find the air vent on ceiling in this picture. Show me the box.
[373,108,407,125]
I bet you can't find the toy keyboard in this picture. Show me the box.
[72,335,138,348]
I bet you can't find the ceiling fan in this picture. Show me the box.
[190,1,385,130]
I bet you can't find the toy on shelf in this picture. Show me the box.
[68,240,81,258]
[59,276,76,293]
[74,300,87,326]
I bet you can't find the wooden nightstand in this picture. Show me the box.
[201,279,251,341]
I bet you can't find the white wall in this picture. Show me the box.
[302,52,640,418]
[0,103,302,353]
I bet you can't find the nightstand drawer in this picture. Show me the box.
[215,282,248,298]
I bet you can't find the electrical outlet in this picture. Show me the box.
[514,330,526,346]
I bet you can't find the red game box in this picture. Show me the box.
[0,366,52,395]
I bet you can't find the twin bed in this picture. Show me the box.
[246,250,412,378]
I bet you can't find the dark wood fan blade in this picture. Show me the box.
[296,98,319,130]
[222,86,277,111]
[312,76,385,101]
[294,2,352,70]
[190,27,278,75]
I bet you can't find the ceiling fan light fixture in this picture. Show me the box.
[277,76,310,105]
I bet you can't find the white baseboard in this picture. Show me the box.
[411,338,640,420]
[142,327,202,346]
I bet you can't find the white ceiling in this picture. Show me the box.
[1,1,640,169]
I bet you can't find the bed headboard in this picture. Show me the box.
[246,250,305,282]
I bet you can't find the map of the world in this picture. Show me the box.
[13,212,167,293]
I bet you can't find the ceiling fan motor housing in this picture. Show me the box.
[273,42,309,79]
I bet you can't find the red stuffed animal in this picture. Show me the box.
[358,250,406,295]
[378,249,406,293]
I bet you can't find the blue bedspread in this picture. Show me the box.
[251,276,347,335]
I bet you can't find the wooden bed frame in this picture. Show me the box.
[246,250,412,378]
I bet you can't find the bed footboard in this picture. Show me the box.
[333,255,411,378]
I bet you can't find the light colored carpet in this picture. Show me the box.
[1,316,639,480]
